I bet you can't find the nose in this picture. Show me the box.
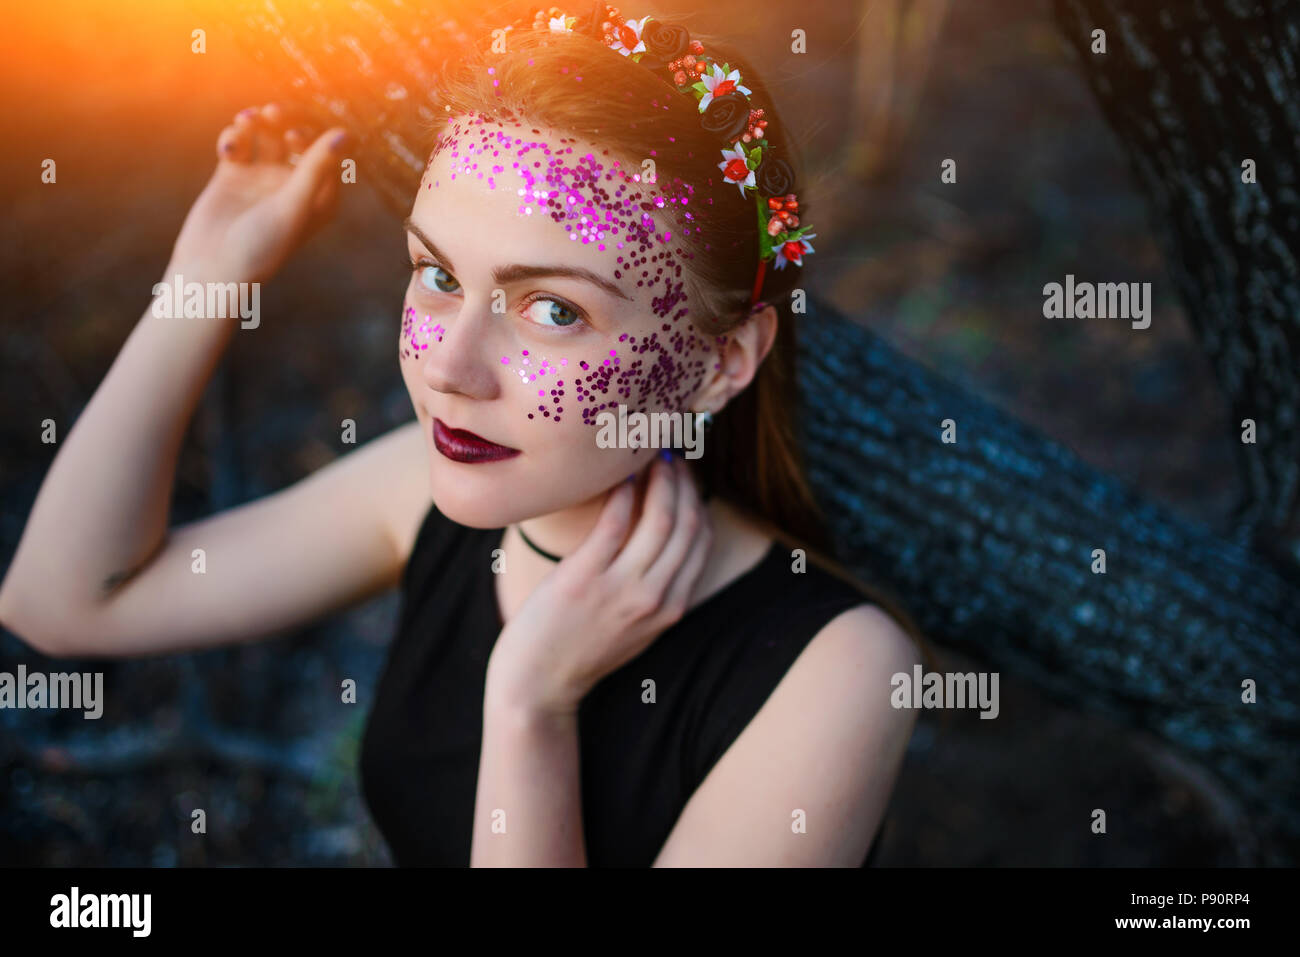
[417,299,501,400]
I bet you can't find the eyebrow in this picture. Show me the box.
[404,217,631,302]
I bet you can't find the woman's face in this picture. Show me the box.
[400,112,724,528]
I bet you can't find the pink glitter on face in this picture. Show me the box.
[407,111,725,428]
[399,306,446,359]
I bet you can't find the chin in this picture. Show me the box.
[425,465,517,529]
[429,454,625,528]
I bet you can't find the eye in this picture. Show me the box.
[409,258,461,294]
[521,295,583,328]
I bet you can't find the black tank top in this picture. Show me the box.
[360,501,887,867]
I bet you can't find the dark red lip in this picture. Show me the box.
[433,418,520,464]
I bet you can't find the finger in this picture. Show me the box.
[295,181,342,246]
[271,127,349,235]
[250,103,287,164]
[293,172,340,239]
[260,102,286,127]
[609,452,679,578]
[309,169,341,218]
[257,100,317,132]
[643,455,705,595]
[565,478,639,576]
[660,493,713,619]
[216,123,251,163]
[232,111,260,162]
[284,127,310,158]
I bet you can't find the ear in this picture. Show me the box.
[689,303,778,414]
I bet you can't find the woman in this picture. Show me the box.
[0,5,928,866]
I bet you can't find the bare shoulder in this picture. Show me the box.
[803,603,922,682]
[652,601,922,865]
[773,601,922,733]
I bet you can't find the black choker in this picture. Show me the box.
[517,524,562,562]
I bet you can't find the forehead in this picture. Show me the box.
[412,113,698,321]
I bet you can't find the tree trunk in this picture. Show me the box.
[1054,0,1300,557]
[797,295,1300,863]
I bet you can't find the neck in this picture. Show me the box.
[514,483,624,561]
[495,488,771,625]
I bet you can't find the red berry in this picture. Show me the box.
[694,62,706,74]
[673,70,688,85]
[767,197,782,210]
[682,54,695,68]
[690,40,704,54]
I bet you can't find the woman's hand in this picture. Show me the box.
[166,103,350,284]
[485,452,714,718]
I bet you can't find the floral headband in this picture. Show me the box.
[506,3,816,311]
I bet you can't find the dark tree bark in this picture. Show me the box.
[798,295,1300,864]
[1054,0,1300,556]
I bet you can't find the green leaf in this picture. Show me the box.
[690,81,707,95]
[756,197,775,259]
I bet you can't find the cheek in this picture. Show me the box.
[500,348,569,422]
[398,303,446,361]
[497,329,719,429]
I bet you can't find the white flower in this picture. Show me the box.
[773,232,816,270]
[548,15,575,33]
[607,16,649,56]
[717,143,756,198]
[698,63,752,113]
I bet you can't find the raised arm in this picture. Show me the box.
[0,105,429,658]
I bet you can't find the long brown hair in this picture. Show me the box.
[432,11,936,670]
